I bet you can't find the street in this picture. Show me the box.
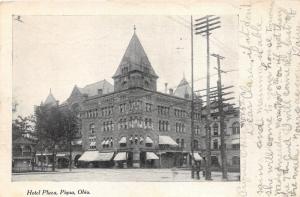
[12,168,240,182]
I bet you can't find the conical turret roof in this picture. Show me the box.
[174,77,192,99]
[44,89,57,105]
[113,31,158,78]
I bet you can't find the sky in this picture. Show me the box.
[13,15,238,117]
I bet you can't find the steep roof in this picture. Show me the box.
[174,77,192,99]
[44,90,57,105]
[113,32,158,78]
[79,79,114,97]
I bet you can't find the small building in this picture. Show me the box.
[12,136,36,172]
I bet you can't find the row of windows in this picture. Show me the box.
[102,137,113,148]
[103,121,114,131]
[158,120,169,131]
[101,106,114,116]
[175,122,185,133]
[195,125,201,135]
[194,112,201,120]
[158,105,170,115]
[119,117,153,129]
[89,121,240,136]
[86,109,98,118]
[175,138,185,148]
[210,122,240,136]
[174,109,186,118]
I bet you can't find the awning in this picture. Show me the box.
[90,141,96,146]
[145,137,153,144]
[36,152,52,156]
[119,137,126,144]
[97,152,114,161]
[104,140,110,145]
[190,152,203,161]
[113,152,127,161]
[146,152,159,160]
[101,140,106,145]
[140,137,144,142]
[56,153,67,157]
[71,139,82,145]
[159,136,178,146]
[231,138,240,144]
[78,151,100,162]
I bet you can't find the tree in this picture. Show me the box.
[61,107,80,171]
[12,115,35,141]
[35,104,79,172]
[35,105,66,171]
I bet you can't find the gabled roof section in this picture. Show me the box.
[44,89,57,105]
[70,85,82,97]
[113,32,158,78]
[79,79,114,97]
[174,77,192,99]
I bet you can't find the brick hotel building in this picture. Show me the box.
[37,29,240,170]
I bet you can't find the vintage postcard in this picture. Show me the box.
[0,0,299,197]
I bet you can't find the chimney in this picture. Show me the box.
[164,83,168,93]
[169,88,173,95]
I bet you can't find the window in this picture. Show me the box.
[159,120,169,131]
[232,144,240,150]
[193,140,198,149]
[89,136,96,150]
[181,139,185,148]
[146,103,152,112]
[213,123,218,136]
[110,137,113,147]
[232,156,240,165]
[213,139,218,150]
[232,122,240,135]
[176,138,180,145]
[89,123,95,134]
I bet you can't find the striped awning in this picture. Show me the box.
[190,152,203,161]
[119,137,127,144]
[78,151,100,162]
[145,137,153,144]
[146,152,159,160]
[159,136,178,146]
[79,151,114,162]
[90,141,96,146]
[97,152,114,161]
[113,152,127,161]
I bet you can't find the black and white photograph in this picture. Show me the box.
[11,15,240,182]
[1,0,300,197]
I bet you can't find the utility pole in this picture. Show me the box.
[195,15,221,180]
[211,53,227,180]
[190,15,195,179]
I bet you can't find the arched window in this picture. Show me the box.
[232,156,240,165]
[176,138,180,145]
[213,123,218,136]
[232,122,240,135]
